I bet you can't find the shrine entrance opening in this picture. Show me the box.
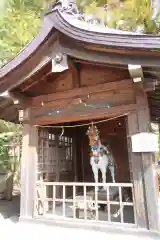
[34,116,136,225]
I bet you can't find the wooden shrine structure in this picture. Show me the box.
[0,1,160,231]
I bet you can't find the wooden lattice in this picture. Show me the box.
[59,135,72,172]
[37,128,73,182]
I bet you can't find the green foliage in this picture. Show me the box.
[78,0,160,33]
[0,121,22,174]
[0,0,51,66]
[0,137,10,172]
[0,120,19,133]
[117,0,160,33]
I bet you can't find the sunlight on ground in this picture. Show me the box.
[0,213,18,224]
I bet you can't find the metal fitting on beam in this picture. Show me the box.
[128,64,143,83]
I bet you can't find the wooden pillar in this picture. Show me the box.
[20,124,38,219]
[127,82,159,231]
[127,113,148,228]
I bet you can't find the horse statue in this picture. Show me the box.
[86,124,116,189]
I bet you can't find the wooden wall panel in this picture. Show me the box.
[26,70,73,96]
[48,71,73,93]
[80,64,130,87]
[23,63,130,97]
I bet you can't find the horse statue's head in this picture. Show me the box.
[86,124,100,147]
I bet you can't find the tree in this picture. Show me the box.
[78,0,160,33]
[115,0,160,33]
[0,0,51,66]
[0,121,22,197]
[0,121,22,173]
[0,120,18,133]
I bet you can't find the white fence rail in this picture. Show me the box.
[34,182,136,225]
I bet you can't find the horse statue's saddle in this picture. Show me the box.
[90,146,107,157]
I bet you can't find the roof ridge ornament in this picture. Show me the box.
[48,1,103,24]
[152,0,160,20]
[49,0,110,25]
[48,1,62,11]
[60,0,79,15]
[49,0,82,17]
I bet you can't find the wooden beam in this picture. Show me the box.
[29,104,136,125]
[21,62,52,92]
[0,109,18,122]
[148,98,160,104]
[143,81,156,92]
[9,90,31,107]
[68,60,80,88]
[31,79,133,107]
[73,59,128,69]
[59,37,160,67]
[0,98,12,108]
[149,93,160,100]
[0,105,16,119]
[133,82,160,231]
[150,105,160,112]
[32,88,134,117]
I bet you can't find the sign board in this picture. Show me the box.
[131,132,159,153]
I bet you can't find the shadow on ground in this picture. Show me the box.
[0,194,20,223]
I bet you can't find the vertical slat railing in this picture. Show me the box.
[63,185,66,217]
[73,185,76,218]
[34,189,38,216]
[107,186,111,222]
[42,184,46,216]
[95,185,98,221]
[119,186,124,223]
[84,185,87,220]
[41,138,44,175]
[53,185,56,215]
[35,182,135,224]
[131,185,137,225]
[37,182,44,216]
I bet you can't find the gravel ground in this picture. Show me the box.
[0,218,160,240]
[0,194,19,221]
[0,195,160,240]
